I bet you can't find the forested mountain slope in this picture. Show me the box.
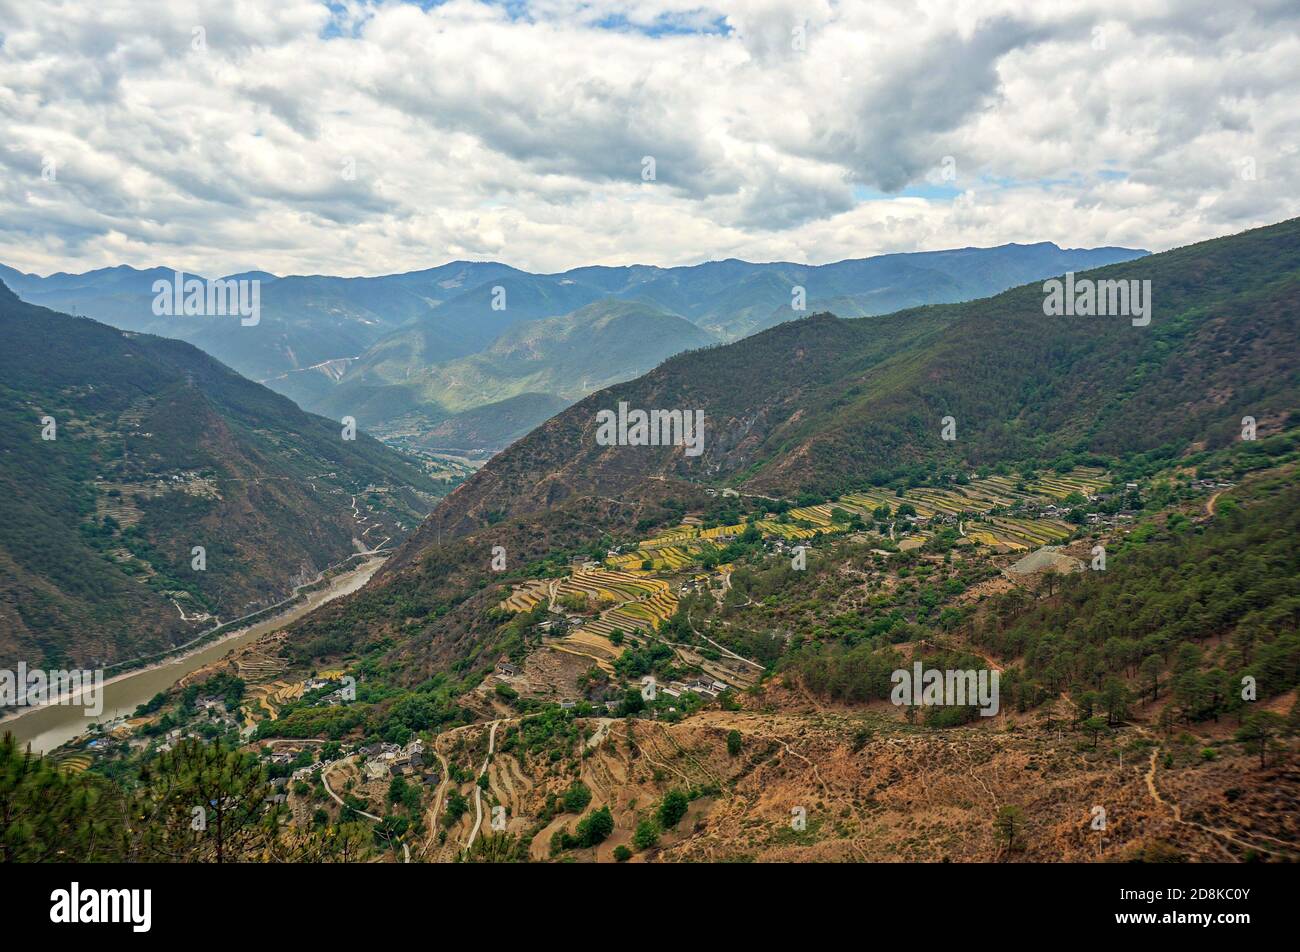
[421,218,1299,537]
[0,283,445,668]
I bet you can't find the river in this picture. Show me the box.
[1,555,384,755]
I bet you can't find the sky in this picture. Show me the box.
[0,0,1296,277]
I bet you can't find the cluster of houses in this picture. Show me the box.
[290,759,326,783]
[1085,510,1137,527]
[558,697,618,712]
[156,726,203,753]
[660,678,730,701]
[536,616,570,635]
[359,738,432,783]
[1194,478,1234,492]
[677,575,712,595]
[304,677,353,707]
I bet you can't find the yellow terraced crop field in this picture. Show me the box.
[700,523,746,540]
[840,467,1105,524]
[608,538,717,572]
[556,629,625,672]
[789,505,834,525]
[245,680,303,721]
[757,520,820,540]
[558,568,667,601]
[1026,471,1109,498]
[581,585,679,639]
[640,527,702,548]
[963,515,1074,550]
[53,753,93,774]
[655,546,695,569]
[989,517,1073,547]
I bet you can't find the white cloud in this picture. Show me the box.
[0,0,1296,276]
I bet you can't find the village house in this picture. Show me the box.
[685,679,718,699]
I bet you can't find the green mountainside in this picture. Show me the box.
[423,218,1300,536]
[0,283,447,668]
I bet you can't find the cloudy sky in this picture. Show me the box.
[1,0,1296,277]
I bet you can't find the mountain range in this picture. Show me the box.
[1,242,1147,455]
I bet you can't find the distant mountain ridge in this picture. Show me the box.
[2,241,1149,454]
[311,300,717,448]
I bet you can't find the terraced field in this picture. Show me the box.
[233,645,287,682]
[967,516,1075,551]
[551,629,625,674]
[502,469,1103,664]
[699,523,746,540]
[241,679,303,722]
[556,568,665,605]
[502,578,551,612]
[788,504,836,525]
[504,567,678,642]
[639,527,703,548]
[840,467,1106,523]
[606,531,733,572]
[51,752,93,774]
[1024,466,1109,499]
[605,551,646,570]
[756,520,825,540]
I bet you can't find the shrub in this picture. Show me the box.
[657,789,689,829]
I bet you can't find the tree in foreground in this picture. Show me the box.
[0,732,123,863]
[131,737,281,863]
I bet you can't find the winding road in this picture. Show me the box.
[321,757,382,822]
[465,720,500,851]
